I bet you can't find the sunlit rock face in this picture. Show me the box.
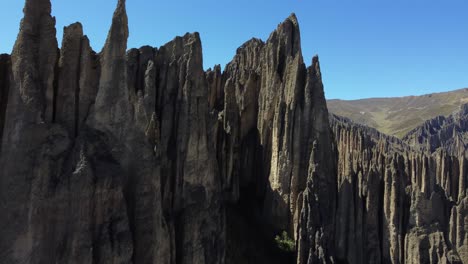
[0,0,466,263]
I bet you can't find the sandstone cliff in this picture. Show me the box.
[0,0,466,264]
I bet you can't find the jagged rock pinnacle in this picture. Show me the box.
[0,1,467,264]
[56,22,83,136]
[90,0,129,137]
[11,0,57,123]
[269,12,302,58]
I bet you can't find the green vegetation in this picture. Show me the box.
[274,231,295,252]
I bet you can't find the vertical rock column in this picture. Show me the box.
[77,36,100,131]
[0,0,62,263]
[7,0,58,124]
[87,1,172,263]
[54,23,100,136]
[56,23,83,136]
[296,57,337,264]
[382,155,407,264]
[154,33,224,264]
[0,54,11,151]
[258,14,307,232]
[89,0,130,138]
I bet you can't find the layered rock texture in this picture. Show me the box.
[0,0,466,264]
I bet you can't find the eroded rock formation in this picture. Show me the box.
[0,0,466,264]
[330,114,467,263]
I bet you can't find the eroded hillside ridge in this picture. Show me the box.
[0,0,466,264]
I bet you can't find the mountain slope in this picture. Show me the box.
[327,88,468,138]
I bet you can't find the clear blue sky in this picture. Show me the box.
[1,0,467,100]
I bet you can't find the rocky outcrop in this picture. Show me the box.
[403,103,468,157]
[0,0,466,264]
[89,0,130,138]
[295,56,338,264]
[205,15,338,263]
[450,196,468,262]
[10,0,58,123]
[0,0,63,262]
[56,23,84,135]
[330,114,467,263]
[151,32,223,264]
[55,23,100,137]
[0,0,135,263]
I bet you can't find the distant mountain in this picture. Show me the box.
[327,88,468,138]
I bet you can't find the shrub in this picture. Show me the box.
[275,231,295,252]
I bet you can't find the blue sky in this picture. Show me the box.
[1,0,467,100]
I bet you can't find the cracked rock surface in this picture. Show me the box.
[0,0,466,263]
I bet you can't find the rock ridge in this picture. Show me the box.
[0,1,466,264]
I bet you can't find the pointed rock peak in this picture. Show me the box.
[286,13,299,27]
[117,0,126,10]
[312,55,321,76]
[112,0,127,20]
[267,13,302,57]
[102,0,128,53]
[90,0,130,136]
[112,0,128,26]
[312,55,319,65]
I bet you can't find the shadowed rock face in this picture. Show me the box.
[0,0,467,264]
[0,54,10,152]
